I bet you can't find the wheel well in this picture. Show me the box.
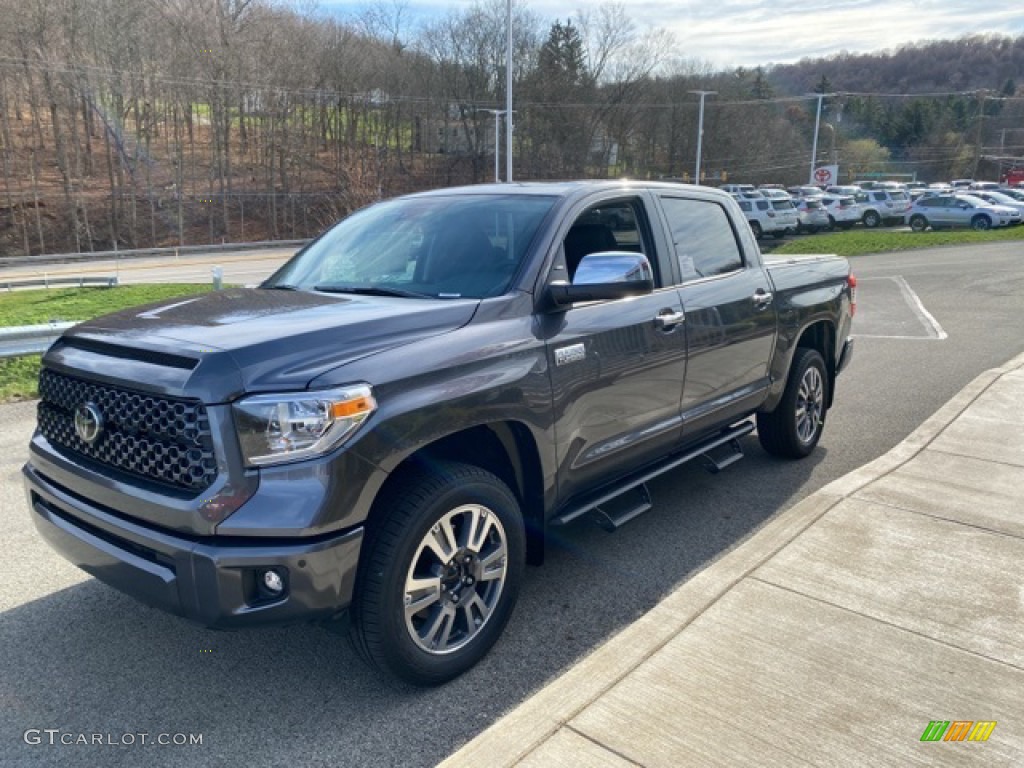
[796,321,836,408]
[380,422,546,565]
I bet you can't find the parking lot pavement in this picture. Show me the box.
[442,351,1024,767]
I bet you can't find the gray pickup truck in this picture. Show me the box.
[24,181,855,685]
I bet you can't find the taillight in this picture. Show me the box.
[848,274,857,316]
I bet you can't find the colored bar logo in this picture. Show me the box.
[920,721,997,742]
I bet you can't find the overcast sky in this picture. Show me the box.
[322,0,1024,69]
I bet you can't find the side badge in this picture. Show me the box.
[554,343,586,367]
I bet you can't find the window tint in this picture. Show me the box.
[562,199,655,283]
[659,197,744,282]
[755,200,770,211]
[266,194,555,299]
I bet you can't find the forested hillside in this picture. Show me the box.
[0,0,1021,257]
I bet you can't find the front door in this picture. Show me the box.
[542,196,688,504]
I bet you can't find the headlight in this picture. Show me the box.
[232,385,376,467]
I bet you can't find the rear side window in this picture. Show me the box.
[755,200,770,211]
[659,197,744,282]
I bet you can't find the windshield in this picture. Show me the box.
[264,194,556,299]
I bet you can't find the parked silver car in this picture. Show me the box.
[907,194,1016,232]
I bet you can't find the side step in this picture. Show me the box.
[700,438,745,474]
[590,485,652,532]
[550,420,754,531]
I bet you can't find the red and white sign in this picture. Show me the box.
[813,165,838,185]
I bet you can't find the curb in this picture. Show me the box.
[440,349,1024,768]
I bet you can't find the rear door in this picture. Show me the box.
[654,192,778,438]
[542,194,688,502]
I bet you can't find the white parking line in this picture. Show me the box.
[853,276,948,341]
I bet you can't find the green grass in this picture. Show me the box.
[0,284,219,402]
[772,225,1024,258]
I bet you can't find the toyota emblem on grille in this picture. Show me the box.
[74,402,104,444]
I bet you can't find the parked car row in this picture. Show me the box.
[722,178,1023,238]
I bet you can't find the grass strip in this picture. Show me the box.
[771,225,1024,258]
[0,284,218,401]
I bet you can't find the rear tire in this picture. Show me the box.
[751,221,763,239]
[863,210,881,228]
[909,215,928,233]
[350,462,525,685]
[757,349,828,459]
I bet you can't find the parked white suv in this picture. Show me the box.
[819,195,862,230]
[732,194,788,239]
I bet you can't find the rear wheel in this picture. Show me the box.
[971,215,992,231]
[750,221,763,239]
[757,348,828,459]
[863,210,881,228]
[350,462,525,685]
[827,215,836,231]
[909,215,928,233]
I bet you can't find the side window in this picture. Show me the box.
[562,199,654,283]
[660,197,744,282]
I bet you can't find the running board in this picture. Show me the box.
[700,438,745,474]
[590,485,652,532]
[550,420,755,530]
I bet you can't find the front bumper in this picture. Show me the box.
[23,462,363,629]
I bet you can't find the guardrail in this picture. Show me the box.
[0,322,76,359]
[0,239,309,269]
[2,276,118,291]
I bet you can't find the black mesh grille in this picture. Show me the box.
[37,369,217,492]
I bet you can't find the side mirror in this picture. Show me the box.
[548,252,655,306]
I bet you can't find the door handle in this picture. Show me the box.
[752,290,774,309]
[654,309,686,330]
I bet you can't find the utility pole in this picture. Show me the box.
[809,93,825,185]
[689,90,716,184]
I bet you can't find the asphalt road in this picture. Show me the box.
[1,242,1023,767]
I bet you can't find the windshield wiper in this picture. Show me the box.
[313,285,431,299]
[265,283,300,290]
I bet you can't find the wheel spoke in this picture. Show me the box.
[464,506,495,553]
[478,544,507,582]
[459,592,488,635]
[404,574,442,618]
[424,518,458,564]
[419,605,452,650]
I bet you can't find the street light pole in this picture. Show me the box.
[506,0,513,182]
[689,90,716,184]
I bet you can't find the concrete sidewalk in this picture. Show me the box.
[443,352,1024,767]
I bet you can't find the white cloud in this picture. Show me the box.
[319,0,1024,68]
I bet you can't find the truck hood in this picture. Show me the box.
[54,288,478,401]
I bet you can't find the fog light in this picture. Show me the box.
[261,569,284,594]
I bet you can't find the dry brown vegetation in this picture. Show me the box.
[0,0,1021,258]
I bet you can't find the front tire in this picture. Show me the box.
[350,462,525,685]
[971,215,992,231]
[757,348,828,459]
